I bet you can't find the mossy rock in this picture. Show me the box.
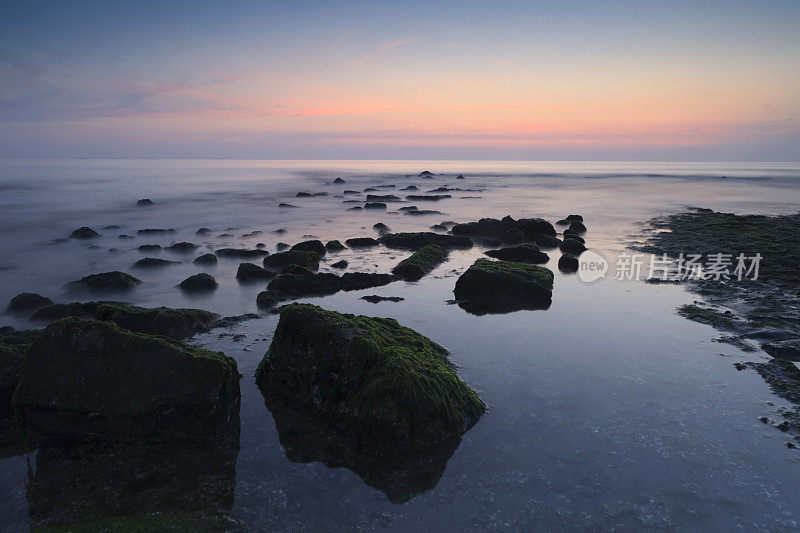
[66,272,141,292]
[325,240,346,251]
[132,258,179,268]
[559,237,587,255]
[256,289,290,309]
[276,242,290,250]
[267,272,341,297]
[762,339,800,361]
[556,214,583,225]
[562,230,585,243]
[93,303,218,339]
[558,254,579,272]
[13,318,240,441]
[290,240,326,257]
[255,304,485,451]
[165,242,198,253]
[236,262,275,282]
[6,293,53,313]
[379,232,472,250]
[31,301,118,322]
[262,250,319,271]
[0,327,42,403]
[567,221,587,234]
[536,234,562,249]
[179,273,217,291]
[502,228,526,243]
[193,253,218,265]
[392,244,448,281]
[283,264,315,276]
[485,244,548,264]
[454,258,554,314]
[70,227,100,239]
[340,272,394,291]
[345,237,379,248]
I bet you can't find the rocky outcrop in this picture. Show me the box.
[454,258,554,314]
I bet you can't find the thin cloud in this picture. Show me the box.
[352,39,414,64]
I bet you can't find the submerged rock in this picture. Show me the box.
[6,293,53,313]
[136,228,176,235]
[366,194,400,201]
[558,254,579,272]
[364,202,387,210]
[392,244,448,281]
[325,240,346,251]
[361,295,404,303]
[345,237,379,248]
[70,227,100,239]
[136,198,155,207]
[132,257,179,268]
[485,244,549,264]
[255,304,485,451]
[195,227,212,235]
[179,273,218,291]
[13,318,240,441]
[340,273,394,291]
[405,195,451,201]
[333,177,346,184]
[263,249,320,271]
[66,271,141,292]
[454,259,554,314]
[331,260,348,269]
[214,248,269,259]
[236,262,275,282]
[556,214,583,225]
[165,242,199,253]
[762,339,800,361]
[379,232,472,250]
[290,240,326,257]
[138,244,162,252]
[279,203,299,208]
[193,253,218,265]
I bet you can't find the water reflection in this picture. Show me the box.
[265,395,461,504]
[457,295,552,315]
[26,418,240,528]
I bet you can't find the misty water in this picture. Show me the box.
[1,160,800,531]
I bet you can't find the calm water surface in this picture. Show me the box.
[1,160,800,531]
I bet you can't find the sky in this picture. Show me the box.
[1,0,799,160]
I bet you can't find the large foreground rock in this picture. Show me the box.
[454,258,553,313]
[13,318,240,440]
[0,328,41,404]
[255,304,485,451]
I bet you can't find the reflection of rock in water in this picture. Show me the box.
[266,395,460,504]
[457,296,551,316]
[26,418,239,529]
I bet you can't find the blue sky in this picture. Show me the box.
[1,0,799,160]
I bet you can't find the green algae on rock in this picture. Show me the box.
[290,239,326,257]
[5,292,53,313]
[558,253,579,272]
[236,262,275,282]
[255,304,485,451]
[193,252,218,265]
[13,318,240,441]
[262,249,320,271]
[93,303,218,339]
[454,258,554,314]
[559,237,587,255]
[0,327,41,404]
[66,271,141,292]
[179,273,218,291]
[256,289,290,309]
[392,244,448,281]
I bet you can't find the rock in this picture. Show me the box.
[1,328,41,403]
[236,262,275,282]
[567,221,587,234]
[419,171,435,177]
[70,227,100,239]
[296,192,314,197]
[517,218,557,238]
[136,199,155,207]
[456,174,465,180]
[560,237,587,255]
[373,222,390,231]
[392,244,448,281]
[485,244,549,264]
[333,177,346,184]
[256,289,290,309]
[263,250,320,271]
[347,206,363,211]
[118,234,134,239]
[762,339,800,361]
[343,190,360,195]
[562,230,585,242]
[193,253,218,265]
[331,260,348,269]
[454,259,554,314]
[405,195,451,201]
[340,273,394,291]
[255,304,484,450]
[364,202,387,210]
[558,254,579,272]
[345,237,379,248]
[398,206,418,212]
[179,273,217,291]
[93,303,218,339]
[325,240,346,251]
[360,295,404,303]
[279,203,299,208]
[555,214,583,225]
[267,272,341,297]
[66,271,141,292]
[366,194,399,201]
[430,224,447,232]
[404,209,443,216]
[400,186,418,191]
[290,240,326,257]
[102,225,120,230]
[12,318,240,441]
[165,242,198,253]
[138,244,161,252]
[196,227,212,235]
[132,257,179,268]
[214,248,269,259]
[283,264,314,276]
[502,228,526,243]
[379,232,473,250]
[6,293,53,313]
[136,229,175,235]
[31,301,112,321]
[276,242,290,250]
